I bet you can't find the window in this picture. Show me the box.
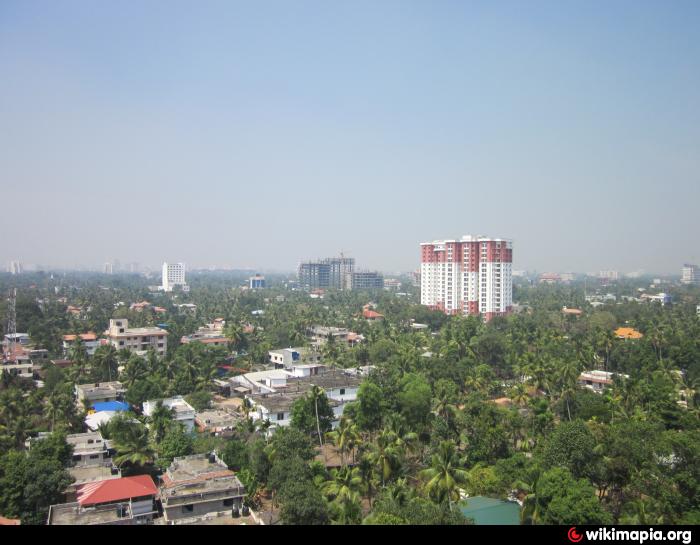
[339,388,345,395]
[182,505,194,513]
[277,412,285,421]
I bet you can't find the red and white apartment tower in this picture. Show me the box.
[420,235,513,321]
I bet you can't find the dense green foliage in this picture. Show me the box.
[0,271,698,524]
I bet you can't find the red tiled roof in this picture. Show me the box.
[63,332,97,342]
[363,309,384,319]
[0,516,20,525]
[76,475,158,506]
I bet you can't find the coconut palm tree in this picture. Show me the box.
[92,344,119,382]
[322,465,363,524]
[419,440,469,510]
[112,422,155,468]
[148,400,174,443]
[325,417,361,465]
[368,428,401,486]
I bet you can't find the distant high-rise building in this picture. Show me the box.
[681,264,699,285]
[347,271,384,290]
[298,256,355,290]
[249,274,266,289]
[162,262,189,292]
[103,262,113,275]
[8,261,23,275]
[598,270,619,281]
[420,235,513,320]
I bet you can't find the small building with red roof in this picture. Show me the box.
[48,475,158,525]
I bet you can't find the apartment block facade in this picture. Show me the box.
[105,319,168,356]
[420,235,513,320]
[298,256,355,290]
[162,262,189,292]
[681,264,699,285]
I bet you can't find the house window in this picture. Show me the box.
[182,505,194,513]
[223,498,234,507]
[339,388,345,395]
[277,412,284,421]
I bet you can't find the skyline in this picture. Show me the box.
[2,1,699,273]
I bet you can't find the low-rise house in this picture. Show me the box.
[159,454,246,524]
[51,359,73,369]
[85,410,130,432]
[75,381,126,409]
[63,332,102,356]
[362,309,384,321]
[268,346,323,369]
[180,319,229,347]
[143,396,196,433]
[578,370,629,393]
[308,326,364,348]
[562,307,583,316]
[243,368,362,432]
[105,319,168,357]
[4,333,30,346]
[47,475,159,525]
[65,431,114,467]
[1,358,33,379]
[615,327,644,340]
[195,409,240,435]
[247,391,325,429]
[129,301,152,312]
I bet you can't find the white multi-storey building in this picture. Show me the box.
[161,262,189,292]
[681,264,699,285]
[420,235,513,321]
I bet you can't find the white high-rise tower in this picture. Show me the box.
[162,262,189,292]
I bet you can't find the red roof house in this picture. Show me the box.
[76,475,158,506]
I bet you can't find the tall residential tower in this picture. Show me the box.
[420,235,513,320]
[162,262,189,292]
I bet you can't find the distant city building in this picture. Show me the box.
[347,270,384,290]
[249,274,266,289]
[383,278,401,290]
[560,272,576,283]
[681,264,699,285]
[539,273,561,284]
[162,262,189,292]
[298,256,355,290]
[103,262,113,275]
[598,270,620,281]
[420,235,513,320]
[8,261,23,275]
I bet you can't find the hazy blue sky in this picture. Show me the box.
[1,1,699,274]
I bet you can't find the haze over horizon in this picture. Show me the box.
[2,1,699,275]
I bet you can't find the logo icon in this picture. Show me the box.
[568,527,583,543]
